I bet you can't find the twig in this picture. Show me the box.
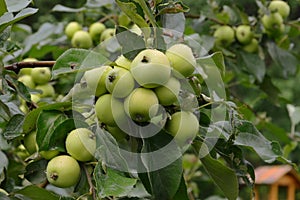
[83,164,96,200]
[4,61,56,73]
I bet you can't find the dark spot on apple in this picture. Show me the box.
[108,74,116,82]
[141,56,149,63]
[50,173,59,181]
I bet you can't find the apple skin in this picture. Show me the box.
[130,49,171,88]
[31,67,51,85]
[19,58,37,76]
[235,25,253,45]
[262,12,283,31]
[65,128,96,162]
[46,155,81,188]
[154,76,181,106]
[71,30,93,49]
[106,125,128,142]
[65,21,82,39]
[84,66,112,97]
[35,84,55,98]
[23,131,38,154]
[40,150,59,160]
[165,111,199,147]
[89,22,106,42]
[269,0,290,18]
[100,28,115,42]
[105,67,135,98]
[124,88,159,122]
[18,75,35,89]
[115,55,131,70]
[95,94,127,126]
[242,38,259,53]
[165,44,196,78]
[213,25,235,47]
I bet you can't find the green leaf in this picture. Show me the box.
[287,104,300,126]
[173,175,189,200]
[94,163,137,198]
[116,26,146,60]
[201,154,238,200]
[197,51,225,77]
[157,1,189,14]
[0,151,8,175]
[6,0,31,12]
[239,51,266,83]
[52,48,110,78]
[24,159,47,184]
[14,185,60,200]
[0,0,7,15]
[163,13,185,38]
[52,4,86,12]
[36,110,67,151]
[3,114,24,140]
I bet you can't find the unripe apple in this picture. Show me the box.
[95,94,127,126]
[31,67,51,85]
[124,88,159,122]
[65,21,82,39]
[235,25,253,45]
[100,28,115,42]
[165,111,199,147]
[18,75,35,89]
[130,49,171,88]
[129,24,142,35]
[115,55,131,70]
[71,30,93,49]
[31,94,40,103]
[83,66,112,97]
[65,128,96,162]
[40,150,60,160]
[105,67,135,98]
[35,84,55,98]
[165,44,196,78]
[213,25,235,47]
[89,22,106,42]
[106,125,128,142]
[269,0,290,18]
[19,58,37,76]
[23,131,38,154]
[154,77,181,106]
[242,38,259,53]
[262,12,283,31]
[46,155,80,188]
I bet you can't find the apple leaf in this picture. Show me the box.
[0,0,7,16]
[14,185,60,200]
[287,104,300,126]
[24,159,47,184]
[0,151,8,175]
[52,4,86,12]
[163,13,185,38]
[94,163,137,198]
[173,175,189,200]
[5,0,31,12]
[3,114,24,140]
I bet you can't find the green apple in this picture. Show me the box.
[129,24,142,35]
[19,58,37,76]
[269,0,290,18]
[23,131,38,154]
[115,55,131,70]
[235,25,253,44]
[130,49,171,88]
[19,104,28,114]
[31,67,51,85]
[71,30,93,49]
[65,21,82,39]
[65,128,96,162]
[95,94,127,126]
[18,75,35,89]
[105,67,135,98]
[89,22,106,42]
[213,25,235,47]
[106,125,128,142]
[100,28,115,42]
[35,84,55,98]
[165,44,196,78]
[165,111,199,147]
[124,88,159,122]
[154,77,181,106]
[83,66,112,97]
[242,38,259,53]
[262,12,283,31]
[46,155,80,188]
[40,150,60,160]
[31,94,40,103]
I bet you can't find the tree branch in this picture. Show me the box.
[4,61,56,73]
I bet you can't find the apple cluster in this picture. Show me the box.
[64,21,115,49]
[18,58,55,113]
[83,44,200,147]
[213,0,290,53]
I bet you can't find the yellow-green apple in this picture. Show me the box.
[269,0,290,18]
[35,84,55,98]
[154,77,181,106]
[71,30,93,49]
[65,21,82,39]
[235,25,253,44]
[31,67,51,85]
[100,28,115,42]
[89,22,106,42]
[213,25,235,47]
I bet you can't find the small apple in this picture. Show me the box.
[23,131,38,154]
[19,58,37,76]
[165,111,199,147]
[18,75,35,89]
[100,28,115,42]
[71,30,93,49]
[154,77,181,106]
[235,25,253,45]
[95,94,127,126]
[105,67,135,98]
[242,38,259,53]
[124,87,159,122]
[83,66,112,97]
[65,128,96,162]
[165,44,196,78]
[31,67,51,85]
[269,0,290,18]
[35,84,55,98]
[129,24,142,35]
[46,155,81,188]
[65,21,82,39]
[31,94,40,103]
[106,125,128,142]
[262,12,283,31]
[115,55,131,70]
[40,150,60,160]
[89,22,106,42]
[213,25,235,47]
[130,49,171,88]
